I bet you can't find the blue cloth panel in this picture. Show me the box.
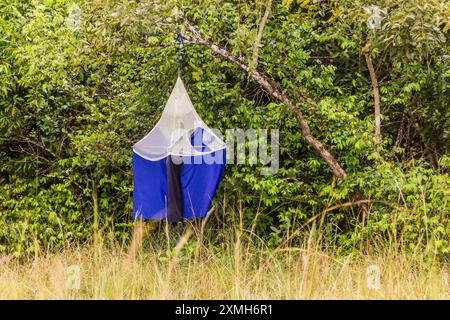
[181,150,226,219]
[132,153,168,220]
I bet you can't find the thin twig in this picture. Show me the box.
[362,43,382,154]
[323,199,404,213]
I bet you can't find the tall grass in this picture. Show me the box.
[0,220,448,299]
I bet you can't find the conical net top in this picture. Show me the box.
[133,77,226,161]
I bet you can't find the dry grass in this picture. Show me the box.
[0,232,448,299]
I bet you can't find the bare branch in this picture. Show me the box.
[323,199,404,213]
[362,44,381,155]
[181,16,346,179]
[251,0,272,69]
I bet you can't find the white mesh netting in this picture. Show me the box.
[133,77,226,161]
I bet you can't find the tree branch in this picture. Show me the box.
[323,199,404,213]
[251,0,272,69]
[362,44,381,154]
[181,16,346,179]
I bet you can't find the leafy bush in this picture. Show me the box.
[0,0,448,258]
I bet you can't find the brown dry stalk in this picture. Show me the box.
[196,206,216,257]
[162,227,193,296]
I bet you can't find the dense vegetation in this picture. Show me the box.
[0,0,449,259]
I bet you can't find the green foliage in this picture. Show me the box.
[0,0,448,258]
